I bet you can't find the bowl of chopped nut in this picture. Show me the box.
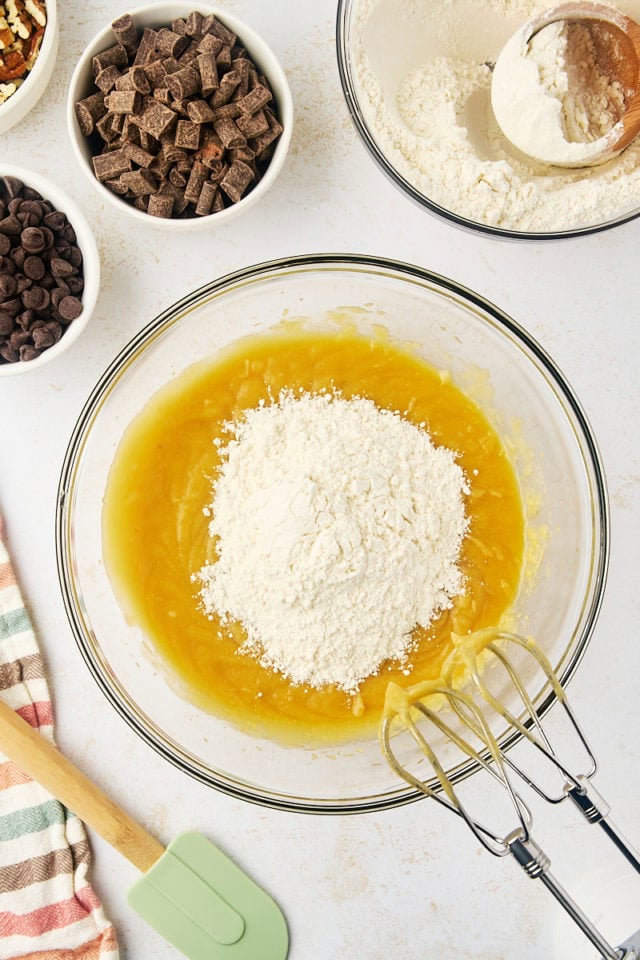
[0,0,57,134]
[0,164,100,374]
[66,2,292,229]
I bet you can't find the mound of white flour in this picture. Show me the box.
[195,392,469,692]
[352,0,640,232]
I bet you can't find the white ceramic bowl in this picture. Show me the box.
[0,163,100,376]
[0,0,59,135]
[66,1,293,231]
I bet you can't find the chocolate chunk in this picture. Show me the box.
[184,10,204,36]
[207,18,236,47]
[211,68,240,107]
[183,160,208,202]
[133,28,158,66]
[171,18,187,36]
[147,193,175,218]
[237,83,272,115]
[214,117,245,148]
[95,64,121,93]
[123,142,155,168]
[75,92,107,136]
[236,109,269,139]
[134,100,177,138]
[156,28,189,58]
[105,90,141,114]
[111,13,139,56]
[175,119,201,150]
[177,40,199,65]
[144,59,167,88]
[119,169,158,196]
[187,99,215,123]
[197,34,223,57]
[195,179,218,215]
[104,178,129,196]
[129,66,151,94]
[166,66,200,100]
[220,160,253,202]
[215,45,232,71]
[96,112,118,142]
[197,51,219,95]
[93,44,128,77]
[92,149,132,181]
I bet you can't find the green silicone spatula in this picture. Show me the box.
[0,697,288,960]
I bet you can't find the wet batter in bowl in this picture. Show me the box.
[103,326,525,744]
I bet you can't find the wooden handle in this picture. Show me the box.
[0,698,165,873]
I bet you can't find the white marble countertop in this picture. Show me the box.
[2,2,640,958]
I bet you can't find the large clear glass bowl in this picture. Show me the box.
[56,255,608,812]
[335,0,640,240]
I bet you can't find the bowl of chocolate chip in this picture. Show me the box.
[0,0,58,134]
[67,2,292,228]
[0,165,100,374]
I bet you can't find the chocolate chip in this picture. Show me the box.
[16,308,35,330]
[44,211,67,232]
[0,342,19,362]
[0,310,13,335]
[23,255,45,280]
[32,325,56,349]
[0,215,22,236]
[22,285,50,311]
[9,328,31,350]
[19,344,41,361]
[21,227,46,254]
[50,258,75,278]
[58,296,83,321]
[0,274,16,298]
[0,235,10,256]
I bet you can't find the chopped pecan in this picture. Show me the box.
[0,48,27,81]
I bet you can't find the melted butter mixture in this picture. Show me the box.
[103,327,525,744]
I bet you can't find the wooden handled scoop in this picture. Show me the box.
[0,698,288,960]
[492,2,640,167]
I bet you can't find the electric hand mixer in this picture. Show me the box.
[381,629,640,960]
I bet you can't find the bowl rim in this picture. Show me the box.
[0,162,100,376]
[0,0,58,131]
[56,253,610,814]
[65,0,293,231]
[334,0,640,242]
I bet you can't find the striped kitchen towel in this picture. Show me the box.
[0,518,119,960]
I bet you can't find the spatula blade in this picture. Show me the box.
[128,832,289,960]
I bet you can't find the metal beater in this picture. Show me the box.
[381,629,640,960]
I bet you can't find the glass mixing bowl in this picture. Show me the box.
[56,255,608,812]
[336,0,640,240]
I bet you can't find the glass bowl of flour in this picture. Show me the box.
[56,255,608,812]
[337,0,640,238]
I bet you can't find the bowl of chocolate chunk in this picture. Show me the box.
[0,0,58,134]
[67,2,292,228]
[0,165,100,374]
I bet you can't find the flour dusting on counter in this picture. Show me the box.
[195,391,469,692]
